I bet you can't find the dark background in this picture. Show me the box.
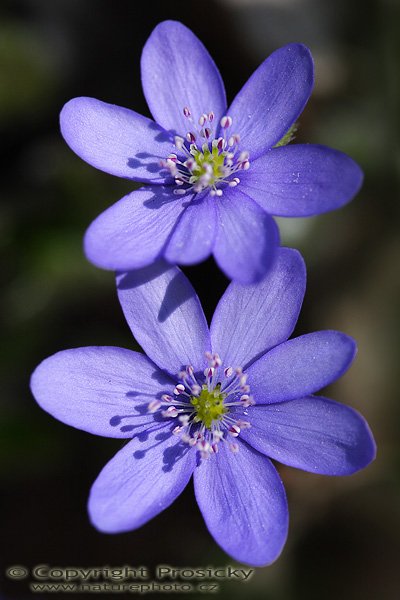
[1,0,399,598]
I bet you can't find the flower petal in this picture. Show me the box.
[240,144,363,216]
[247,331,356,403]
[240,396,376,475]
[213,188,280,284]
[194,441,288,566]
[228,44,313,158]
[211,248,306,370]
[164,194,217,264]
[117,263,210,376]
[84,186,188,271]
[60,97,174,182]
[30,347,173,437]
[89,425,195,532]
[141,21,226,134]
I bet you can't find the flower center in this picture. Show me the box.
[161,107,250,197]
[147,352,255,459]
[190,384,227,429]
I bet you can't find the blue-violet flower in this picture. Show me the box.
[60,21,363,284]
[31,249,375,566]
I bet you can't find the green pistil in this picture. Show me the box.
[190,384,227,430]
[190,146,226,183]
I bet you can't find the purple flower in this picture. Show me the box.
[60,21,363,284]
[30,248,375,566]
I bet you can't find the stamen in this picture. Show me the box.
[174,384,186,395]
[229,424,241,437]
[186,132,196,143]
[220,115,233,129]
[161,406,179,418]
[149,351,255,460]
[161,109,250,197]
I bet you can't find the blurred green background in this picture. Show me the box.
[1,0,399,598]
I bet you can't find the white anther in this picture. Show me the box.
[241,160,250,170]
[197,439,211,453]
[174,384,185,395]
[220,115,233,129]
[224,367,233,378]
[148,400,161,413]
[183,106,191,118]
[173,426,183,435]
[240,394,255,407]
[161,394,173,403]
[178,414,190,425]
[204,367,214,379]
[191,384,201,396]
[229,442,239,453]
[217,137,225,151]
[229,424,241,437]
[238,151,249,162]
[211,353,222,367]
[186,132,196,143]
[162,406,179,418]
[173,189,187,195]
[208,112,215,122]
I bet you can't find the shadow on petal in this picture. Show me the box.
[117,266,196,324]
